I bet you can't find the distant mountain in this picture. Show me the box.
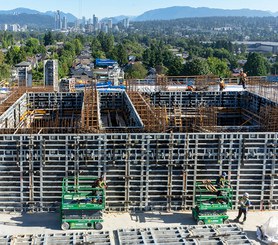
[0,8,77,23]
[0,13,54,28]
[0,6,277,28]
[45,11,77,23]
[0,7,41,15]
[101,15,133,24]
[134,6,277,21]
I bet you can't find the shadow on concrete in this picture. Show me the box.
[129,211,196,226]
[10,212,60,230]
[244,230,261,244]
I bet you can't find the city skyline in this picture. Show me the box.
[0,0,277,19]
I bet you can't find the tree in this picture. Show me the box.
[243,53,270,76]
[73,38,83,55]
[116,44,128,66]
[43,31,54,46]
[0,32,14,48]
[271,62,278,75]
[0,63,10,81]
[5,46,26,65]
[125,62,148,79]
[25,37,40,55]
[182,58,210,76]
[98,32,114,54]
[0,50,4,64]
[167,56,183,76]
[91,37,105,59]
[207,57,231,77]
[142,49,152,67]
[32,62,43,81]
[213,48,232,60]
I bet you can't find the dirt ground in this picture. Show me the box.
[0,210,277,244]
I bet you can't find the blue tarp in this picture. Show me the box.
[266,76,278,82]
[96,81,113,87]
[95,58,117,67]
[75,84,92,88]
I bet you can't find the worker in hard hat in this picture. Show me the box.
[239,70,247,89]
[219,78,225,91]
[93,176,107,189]
[216,172,227,188]
[234,192,251,224]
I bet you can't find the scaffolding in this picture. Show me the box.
[81,87,100,133]
[259,105,278,131]
[0,77,277,213]
[247,76,278,103]
[127,90,167,132]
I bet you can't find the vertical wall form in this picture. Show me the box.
[81,88,99,132]
[0,94,27,128]
[0,90,277,212]
[259,106,278,131]
[128,91,167,132]
[44,60,59,91]
[0,133,277,212]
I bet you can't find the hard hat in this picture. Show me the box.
[222,172,227,177]
[243,192,249,197]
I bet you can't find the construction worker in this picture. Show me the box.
[95,176,107,189]
[216,172,227,188]
[219,78,225,91]
[92,177,107,203]
[239,70,247,89]
[234,192,251,224]
[187,85,195,91]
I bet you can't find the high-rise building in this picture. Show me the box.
[44,60,59,91]
[123,18,130,28]
[8,24,19,32]
[75,19,80,29]
[55,10,62,30]
[82,16,86,28]
[62,16,67,30]
[0,24,8,31]
[108,19,113,29]
[93,14,98,30]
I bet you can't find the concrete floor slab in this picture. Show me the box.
[0,210,277,244]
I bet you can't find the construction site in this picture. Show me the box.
[0,75,277,216]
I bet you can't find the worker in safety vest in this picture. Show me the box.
[239,70,247,89]
[219,78,225,91]
[92,177,107,204]
[234,192,251,224]
[95,176,107,189]
[215,172,227,188]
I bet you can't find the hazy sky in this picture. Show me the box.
[0,0,277,19]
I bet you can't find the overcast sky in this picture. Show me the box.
[0,0,277,19]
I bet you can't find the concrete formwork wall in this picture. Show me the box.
[148,91,276,111]
[27,92,84,110]
[0,132,277,213]
[0,94,27,128]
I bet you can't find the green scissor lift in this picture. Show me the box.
[60,176,106,230]
[192,181,233,225]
